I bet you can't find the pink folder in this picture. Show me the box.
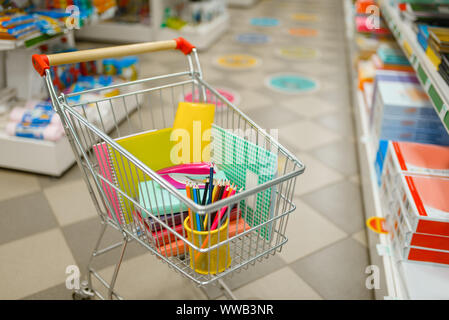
[93,142,123,224]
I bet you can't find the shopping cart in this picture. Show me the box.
[32,38,305,300]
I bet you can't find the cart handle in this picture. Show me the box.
[32,37,195,76]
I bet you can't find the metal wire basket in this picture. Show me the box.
[33,38,305,300]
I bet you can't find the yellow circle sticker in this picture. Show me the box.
[291,13,319,22]
[215,54,260,69]
[288,28,318,37]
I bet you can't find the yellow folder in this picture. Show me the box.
[108,127,176,223]
[172,102,215,163]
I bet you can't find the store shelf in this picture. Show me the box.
[155,13,229,51]
[379,0,449,135]
[0,84,142,176]
[0,132,75,176]
[0,30,72,51]
[345,0,449,300]
[75,21,153,43]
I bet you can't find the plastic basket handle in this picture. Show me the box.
[32,37,195,76]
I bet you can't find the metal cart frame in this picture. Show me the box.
[33,38,305,300]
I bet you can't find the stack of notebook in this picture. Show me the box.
[377,140,449,267]
[401,2,449,28]
[370,69,449,153]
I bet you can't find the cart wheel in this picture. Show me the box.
[72,291,90,300]
[72,280,95,300]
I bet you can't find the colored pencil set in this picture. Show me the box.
[185,165,241,232]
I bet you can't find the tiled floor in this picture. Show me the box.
[0,0,374,300]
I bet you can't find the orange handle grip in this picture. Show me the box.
[32,37,195,76]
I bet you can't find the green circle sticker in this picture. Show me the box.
[266,74,318,94]
[277,47,320,60]
[214,54,261,70]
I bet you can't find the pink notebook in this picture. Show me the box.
[93,142,123,224]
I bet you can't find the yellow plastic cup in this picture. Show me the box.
[184,216,231,275]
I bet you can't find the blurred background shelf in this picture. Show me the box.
[75,20,153,43]
[379,0,449,135]
[345,0,449,300]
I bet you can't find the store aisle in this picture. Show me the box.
[0,0,372,300]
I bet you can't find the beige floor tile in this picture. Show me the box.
[227,71,266,90]
[279,96,338,119]
[350,174,361,185]
[352,229,368,248]
[43,179,97,226]
[279,120,340,151]
[234,267,322,300]
[279,198,347,263]
[0,169,40,202]
[293,153,343,196]
[0,228,76,300]
[239,90,274,112]
[97,253,207,300]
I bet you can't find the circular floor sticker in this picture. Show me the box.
[266,74,319,94]
[214,54,261,70]
[250,17,280,27]
[235,33,271,45]
[288,27,318,37]
[291,13,319,22]
[276,46,320,60]
[181,87,240,108]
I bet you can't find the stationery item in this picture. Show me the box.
[159,212,250,257]
[385,141,449,178]
[185,215,231,274]
[370,70,449,148]
[382,172,449,237]
[194,186,238,263]
[9,105,62,126]
[202,179,209,205]
[208,165,214,204]
[211,188,236,231]
[355,15,390,35]
[211,124,278,240]
[157,162,215,189]
[5,121,64,141]
[139,180,205,218]
[186,184,195,231]
[193,184,202,231]
[108,128,176,223]
[387,199,449,253]
[93,142,123,224]
[426,44,441,69]
[147,211,186,232]
[172,102,215,163]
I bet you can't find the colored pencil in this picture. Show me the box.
[207,165,214,204]
[210,188,236,231]
[202,179,209,205]
[192,184,202,231]
[194,186,238,263]
[185,183,195,231]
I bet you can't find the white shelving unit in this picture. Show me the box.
[75,0,229,50]
[155,12,229,50]
[344,0,449,300]
[75,20,153,43]
[379,0,449,135]
[151,0,229,50]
